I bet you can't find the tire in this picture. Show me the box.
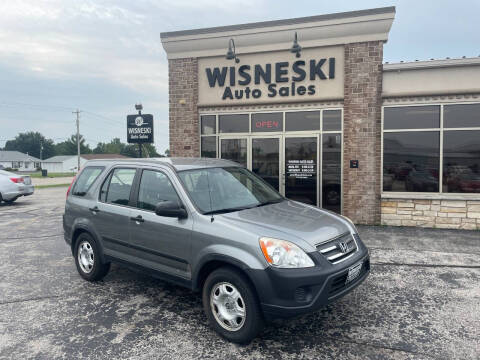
[202,267,264,344]
[74,233,110,281]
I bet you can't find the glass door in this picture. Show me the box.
[284,136,318,205]
[251,137,281,191]
[219,138,248,168]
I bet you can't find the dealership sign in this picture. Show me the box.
[198,46,344,106]
[127,114,154,143]
[206,58,335,101]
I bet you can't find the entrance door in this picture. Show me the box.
[251,137,281,191]
[284,136,318,205]
[220,138,248,168]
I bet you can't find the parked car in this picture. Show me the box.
[63,158,370,343]
[0,170,34,203]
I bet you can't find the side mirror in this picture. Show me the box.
[155,201,188,219]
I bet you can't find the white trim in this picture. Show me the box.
[383,57,480,71]
[160,9,395,59]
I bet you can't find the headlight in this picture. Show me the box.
[259,237,314,268]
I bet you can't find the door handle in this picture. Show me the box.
[89,206,100,213]
[130,215,145,223]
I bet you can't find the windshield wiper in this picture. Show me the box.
[204,206,255,215]
[254,198,284,208]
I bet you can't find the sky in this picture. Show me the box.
[0,0,479,156]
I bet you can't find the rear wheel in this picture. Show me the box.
[74,233,110,281]
[202,267,264,344]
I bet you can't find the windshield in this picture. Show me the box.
[178,167,284,214]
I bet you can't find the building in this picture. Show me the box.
[0,151,41,171]
[41,154,129,173]
[160,6,480,230]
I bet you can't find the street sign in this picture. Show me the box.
[127,114,154,143]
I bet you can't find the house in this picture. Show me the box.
[41,154,128,173]
[0,151,41,171]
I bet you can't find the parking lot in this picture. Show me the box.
[0,187,479,360]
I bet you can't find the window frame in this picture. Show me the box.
[382,102,480,198]
[133,168,184,213]
[71,166,105,197]
[98,166,139,208]
[198,107,344,211]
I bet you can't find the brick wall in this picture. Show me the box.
[342,41,383,224]
[168,58,199,157]
[382,199,480,230]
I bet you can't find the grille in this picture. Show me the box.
[316,232,357,264]
[328,258,370,297]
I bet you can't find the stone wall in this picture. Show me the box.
[168,57,199,157]
[342,41,384,224]
[381,199,480,230]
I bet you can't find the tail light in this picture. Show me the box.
[10,177,24,183]
[66,176,76,198]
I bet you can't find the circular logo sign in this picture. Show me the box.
[135,116,144,127]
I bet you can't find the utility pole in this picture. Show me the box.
[39,140,43,160]
[73,109,81,172]
[135,103,143,158]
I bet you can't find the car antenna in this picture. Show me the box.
[205,168,214,222]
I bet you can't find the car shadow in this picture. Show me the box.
[97,263,360,349]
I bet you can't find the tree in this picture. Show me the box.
[93,138,160,158]
[4,132,55,159]
[54,134,92,155]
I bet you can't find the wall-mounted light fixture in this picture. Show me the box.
[290,32,302,58]
[225,38,240,63]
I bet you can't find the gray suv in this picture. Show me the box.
[63,158,369,343]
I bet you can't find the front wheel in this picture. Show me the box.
[74,233,110,281]
[202,267,264,344]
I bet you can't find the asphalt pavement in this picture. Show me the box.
[0,188,479,360]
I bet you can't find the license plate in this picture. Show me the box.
[346,261,363,284]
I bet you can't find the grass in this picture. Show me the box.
[35,183,71,189]
[27,172,75,178]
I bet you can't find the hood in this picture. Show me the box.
[219,200,351,249]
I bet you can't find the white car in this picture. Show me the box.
[0,170,34,204]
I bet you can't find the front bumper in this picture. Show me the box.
[246,240,370,319]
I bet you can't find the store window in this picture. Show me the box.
[383,104,480,194]
[201,136,217,158]
[251,112,283,132]
[285,111,320,131]
[383,132,440,192]
[384,105,439,130]
[323,110,342,131]
[443,130,480,193]
[219,114,249,133]
[201,115,216,135]
[444,104,480,128]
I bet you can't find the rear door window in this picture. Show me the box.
[72,167,104,196]
[104,168,136,206]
